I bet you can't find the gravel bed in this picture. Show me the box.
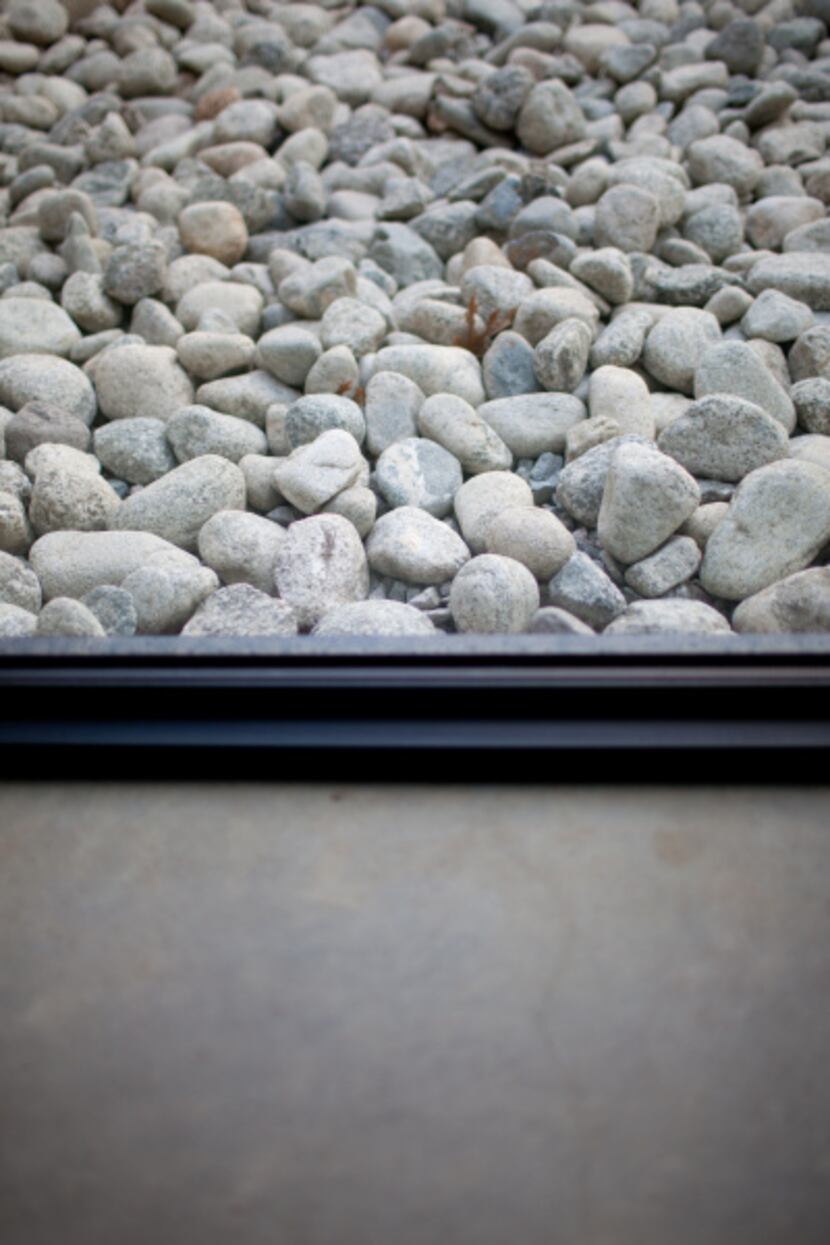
[0,0,829,640]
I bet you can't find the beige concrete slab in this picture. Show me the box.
[1,784,829,1245]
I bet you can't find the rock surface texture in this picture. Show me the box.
[0,0,829,639]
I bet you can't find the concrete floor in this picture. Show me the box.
[1,784,829,1245]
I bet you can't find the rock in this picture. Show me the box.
[113,455,246,552]
[93,418,176,485]
[274,429,365,514]
[598,442,700,564]
[29,464,120,536]
[375,437,462,518]
[746,196,825,252]
[366,506,470,584]
[5,401,91,463]
[732,568,830,633]
[274,513,369,629]
[788,435,830,474]
[589,366,654,439]
[94,344,194,422]
[624,535,702,597]
[364,371,423,456]
[320,297,387,357]
[176,281,263,336]
[741,289,814,343]
[103,242,167,306]
[197,510,284,594]
[485,506,575,580]
[29,530,181,600]
[684,205,744,264]
[313,599,436,636]
[178,202,249,267]
[61,271,122,332]
[482,331,539,399]
[516,81,586,155]
[700,460,830,600]
[792,378,830,436]
[320,484,376,538]
[122,551,218,634]
[417,392,512,474]
[166,405,267,464]
[476,393,583,458]
[256,326,322,387]
[0,600,37,636]
[681,503,729,550]
[283,394,365,450]
[555,434,650,528]
[705,18,764,74]
[372,346,485,405]
[0,550,41,613]
[472,65,534,132]
[198,371,297,428]
[369,223,442,286]
[0,354,96,426]
[693,340,795,432]
[120,48,177,98]
[0,491,33,556]
[180,583,296,636]
[687,136,763,197]
[449,554,539,634]
[36,597,106,637]
[527,606,595,635]
[747,253,830,311]
[0,297,80,359]
[643,307,721,394]
[547,551,627,629]
[454,470,534,554]
[605,599,732,634]
[176,331,256,381]
[131,299,184,348]
[570,248,633,305]
[790,326,830,384]
[7,0,68,45]
[533,319,592,392]
[658,395,790,482]
[81,584,137,637]
[594,185,661,253]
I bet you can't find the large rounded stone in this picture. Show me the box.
[375,437,462,518]
[516,81,586,155]
[372,346,485,406]
[597,442,700,564]
[178,203,249,266]
[182,584,297,637]
[0,355,96,426]
[366,507,470,585]
[29,530,185,600]
[658,395,790,482]
[0,298,80,359]
[700,460,830,600]
[449,554,540,634]
[478,393,585,457]
[313,600,437,637]
[732,568,830,633]
[417,393,512,475]
[274,513,369,629]
[485,506,575,581]
[5,401,91,463]
[643,308,721,394]
[454,471,534,553]
[94,344,194,422]
[693,340,795,432]
[197,510,285,594]
[112,455,246,551]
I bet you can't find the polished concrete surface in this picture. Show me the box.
[1,784,829,1245]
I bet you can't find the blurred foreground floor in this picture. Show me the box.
[1,783,829,1245]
